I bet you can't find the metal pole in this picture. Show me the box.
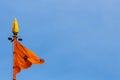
[8,35,22,80]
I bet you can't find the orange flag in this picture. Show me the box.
[13,37,44,80]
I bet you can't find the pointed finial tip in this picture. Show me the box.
[14,17,17,20]
[12,18,19,35]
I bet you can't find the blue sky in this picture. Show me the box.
[0,0,120,80]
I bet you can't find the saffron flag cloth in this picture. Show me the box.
[13,37,44,80]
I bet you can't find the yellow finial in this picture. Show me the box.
[12,18,19,35]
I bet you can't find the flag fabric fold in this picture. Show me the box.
[13,37,44,80]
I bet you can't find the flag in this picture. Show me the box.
[13,37,44,80]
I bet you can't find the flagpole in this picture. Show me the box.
[8,33,22,80]
[8,18,21,80]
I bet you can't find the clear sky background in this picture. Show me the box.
[0,0,120,80]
